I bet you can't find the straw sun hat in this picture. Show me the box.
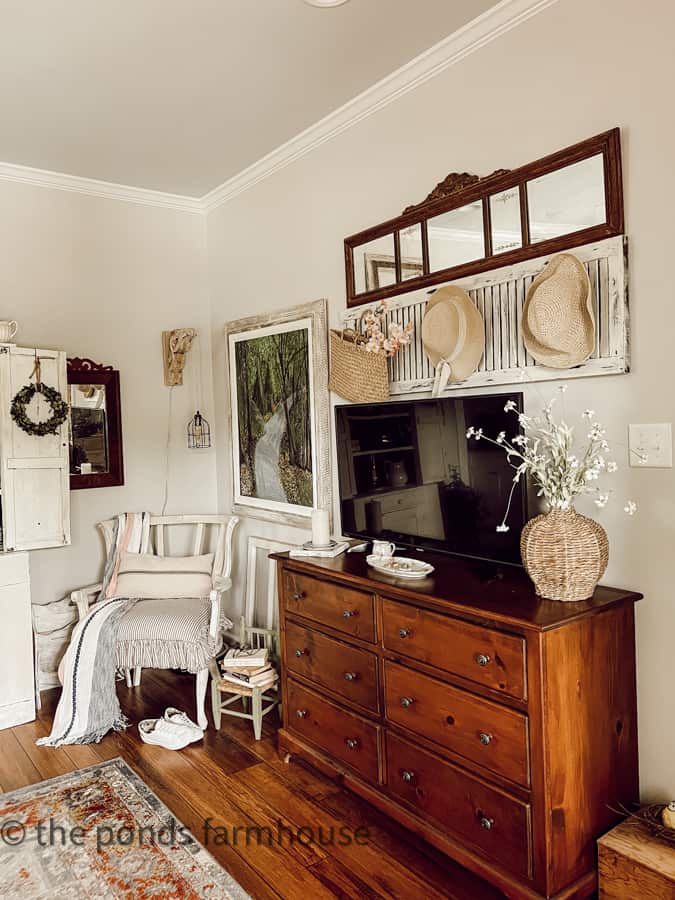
[522,253,595,369]
[421,286,485,391]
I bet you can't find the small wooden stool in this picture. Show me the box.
[598,815,675,898]
[208,658,279,740]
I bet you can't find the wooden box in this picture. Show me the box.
[598,817,675,898]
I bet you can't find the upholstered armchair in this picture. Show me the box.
[71,514,239,729]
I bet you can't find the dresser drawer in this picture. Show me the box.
[285,620,380,713]
[382,599,526,701]
[287,679,381,783]
[386,731,532,880]
[283,571,376,642]
[384,661,529,787]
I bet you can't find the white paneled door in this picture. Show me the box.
[0,345,71,551]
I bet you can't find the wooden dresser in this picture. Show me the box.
[274,551,641,900]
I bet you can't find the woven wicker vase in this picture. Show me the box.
[520,507,609,602]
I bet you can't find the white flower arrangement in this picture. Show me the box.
[466,387,639,533]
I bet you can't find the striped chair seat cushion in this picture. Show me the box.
[116,597,223,674]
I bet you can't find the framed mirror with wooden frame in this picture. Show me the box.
[344,128,623,307]
[67,358,124,490]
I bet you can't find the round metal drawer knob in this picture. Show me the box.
[480,815,494,831]
[295,648,307,658]
[399,627,411,639]
[401,770,415,784]
[479,732,493,746]
[292,591,304,601]
[400,697,414,708]
[342,609,356,618]
[475,653,491,667]
[296,709,308,718]
[345,738,359,750]
[344,672,358,682]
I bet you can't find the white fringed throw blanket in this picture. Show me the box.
[38,513,151,747]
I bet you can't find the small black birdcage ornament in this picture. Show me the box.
[187,410,211,449]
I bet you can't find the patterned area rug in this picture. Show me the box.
[0,758,249,899]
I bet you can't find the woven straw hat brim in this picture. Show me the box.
[422,286,485,383]
[522,253,594,369]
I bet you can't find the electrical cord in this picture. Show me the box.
[161,385,174,515]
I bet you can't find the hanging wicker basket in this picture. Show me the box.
[520,507,609,602]
[329,329,389,404]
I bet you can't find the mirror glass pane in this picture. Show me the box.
[528,154,605,243]
[489,188,522,254]
[69,384,109,475]
[398,223,424,282]
[353,234,396,294]
[427,201,485,272]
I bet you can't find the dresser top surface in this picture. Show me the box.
[274,551,641,631]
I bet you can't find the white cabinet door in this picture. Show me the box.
[0,346,71,551]
[0,553,35,730]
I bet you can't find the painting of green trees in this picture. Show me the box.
[234,326,313,508]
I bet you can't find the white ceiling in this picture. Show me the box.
[0,0,495,197]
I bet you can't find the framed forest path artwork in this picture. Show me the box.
[225,299,331,528]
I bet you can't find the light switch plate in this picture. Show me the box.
[628,423,672,467]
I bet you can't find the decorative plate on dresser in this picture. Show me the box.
[272,550,641,900]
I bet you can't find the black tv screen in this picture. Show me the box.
[335,392,527,565]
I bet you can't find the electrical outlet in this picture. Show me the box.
[628,423,672,467]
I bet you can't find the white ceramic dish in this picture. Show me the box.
[303,539,337,551]
[366,555,434,579]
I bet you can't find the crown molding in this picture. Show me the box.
[0,160,203,213]
[201,0,560,213]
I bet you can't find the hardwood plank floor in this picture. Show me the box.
[5,670,504,900]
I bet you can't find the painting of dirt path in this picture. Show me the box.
[234,326,313,510]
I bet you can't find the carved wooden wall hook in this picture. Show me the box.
[162,328,197,386]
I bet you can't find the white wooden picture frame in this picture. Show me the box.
[244,536,296,633]
[225,299,331,529]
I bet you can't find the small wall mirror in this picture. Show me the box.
[428,200,485,272]
[489,188,523,254]
[527,153,606,243]
[67,358,124,489]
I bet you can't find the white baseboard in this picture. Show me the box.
[0,697,36,730]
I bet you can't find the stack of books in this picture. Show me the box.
[219,647,277,691]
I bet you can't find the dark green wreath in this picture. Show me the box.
[10,382,69,436]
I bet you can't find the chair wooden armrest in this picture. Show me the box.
[208,576,233,639]
[70,583,103,621]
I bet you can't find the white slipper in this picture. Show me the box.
[138,718,201,750]
[163,707,203,738]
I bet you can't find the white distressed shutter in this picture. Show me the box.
[0,346,71,551]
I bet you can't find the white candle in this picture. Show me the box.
[311,508,330,547]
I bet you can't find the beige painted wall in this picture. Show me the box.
[206,0,675,798]
[0,180,217,618]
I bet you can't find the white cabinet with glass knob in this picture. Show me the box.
[0,552,35,728]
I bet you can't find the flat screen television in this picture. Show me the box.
[335,392,527,565]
